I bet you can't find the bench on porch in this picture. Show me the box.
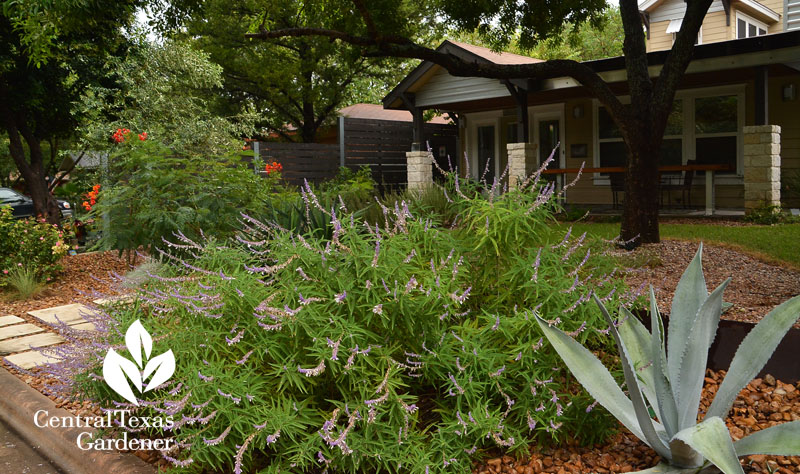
[540,163,735,215]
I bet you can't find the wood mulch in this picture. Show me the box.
[0,251,130,317]
[616,239,800,326]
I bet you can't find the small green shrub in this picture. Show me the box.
[0,206,71,284]
[744,202,784,225]
[5,266,46,299]
[65,171,635,473]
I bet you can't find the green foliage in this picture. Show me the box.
[93,139,270,255]
[450,6,624,61]
[4,264,44,299]
[0,205,70,283]
[162,0,431,142]
[73,174,634,473]
[743,202,799,225]
[77,37,253,157]
[537,244,800,473]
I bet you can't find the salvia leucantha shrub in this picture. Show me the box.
[45,161,642,473]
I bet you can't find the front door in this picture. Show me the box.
[538,119,561,169]
[477,125,496,184]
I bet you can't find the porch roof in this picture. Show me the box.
[383,30,800,112]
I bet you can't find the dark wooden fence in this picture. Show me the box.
[256,143,339,185]
[254,117,458,190]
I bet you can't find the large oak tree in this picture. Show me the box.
[246,0,713,244]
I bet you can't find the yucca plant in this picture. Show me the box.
[536,244,800,473]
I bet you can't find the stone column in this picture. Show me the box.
[406,150,433,192]
[507,143,537,189]
[743,125,781,213]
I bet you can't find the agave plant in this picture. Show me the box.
[536,244,800,473]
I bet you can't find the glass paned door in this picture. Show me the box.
[477,125,496,184]
[539,119,560,168]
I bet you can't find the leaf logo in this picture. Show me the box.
[102,320,175,406]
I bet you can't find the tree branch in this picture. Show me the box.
[246,27,625,120]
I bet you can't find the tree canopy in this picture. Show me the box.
[246,0,714,245]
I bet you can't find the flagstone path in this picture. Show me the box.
[0,303,103,369]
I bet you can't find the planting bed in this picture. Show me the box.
[474,370,800,474]
[0,251,129,317]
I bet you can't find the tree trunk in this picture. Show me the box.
[620,137,661,245]
[1,113,62,225]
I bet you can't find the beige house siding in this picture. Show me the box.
[770,72,800,206]
[759,0,786,32]
[703,11,734,43]
[646,20,675,52]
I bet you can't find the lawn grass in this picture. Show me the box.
[560,221,800,268]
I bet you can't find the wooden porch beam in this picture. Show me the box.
[401,93,426,151]
[754,66,768,125]
[503,80,530,143]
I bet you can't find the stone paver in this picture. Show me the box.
[3,350,61,369]
[27,304,94,325]
[0,334,65,356]
[69,322,96,332]
[0,316,25,327]
[93,295,135,305]
[0,324,44,341]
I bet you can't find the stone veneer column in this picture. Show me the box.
[507,143,537,189]
[406,150,433,192]
[743,125,781,213]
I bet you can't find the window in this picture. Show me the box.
[667,18,702,45]
[593,87,743,183]
[736,12,768,38]
[596,101,683,174]
[694,95,738,173]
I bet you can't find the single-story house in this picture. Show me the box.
[383,1,800,211]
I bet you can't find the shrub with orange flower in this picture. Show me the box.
[112,128,131,143]
[82,184,101,212]
[265,161,283,175]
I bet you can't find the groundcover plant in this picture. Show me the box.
[37,161,642,473]
[538,245,800,474]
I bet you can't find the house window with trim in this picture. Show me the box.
[666,18,702,45]
[694,95,738,173]
[596,101,683,174]
[736,12,768,38]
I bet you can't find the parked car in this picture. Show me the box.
[0,187,73,219]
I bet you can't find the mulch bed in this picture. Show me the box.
[0,251,130,320]
[474,370,800,474]
[617,239,800,327]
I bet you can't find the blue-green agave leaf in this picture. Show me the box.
[707,295,800,420]
[618,305,661,421]
[676,278,731,430]
[733,420,800,456]
[535,314,646,442]
[594,296,670,457]
[650,286,680,438]
[668,244,707,390]
[672,416,744,474]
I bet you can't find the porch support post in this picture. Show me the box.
[507,143,537,190]
[406,150,433,192]
[743,125,781,213]
[503,80,530,143]
[705,171,715,216]
[401,93,425,151]
[755,67,769,125]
